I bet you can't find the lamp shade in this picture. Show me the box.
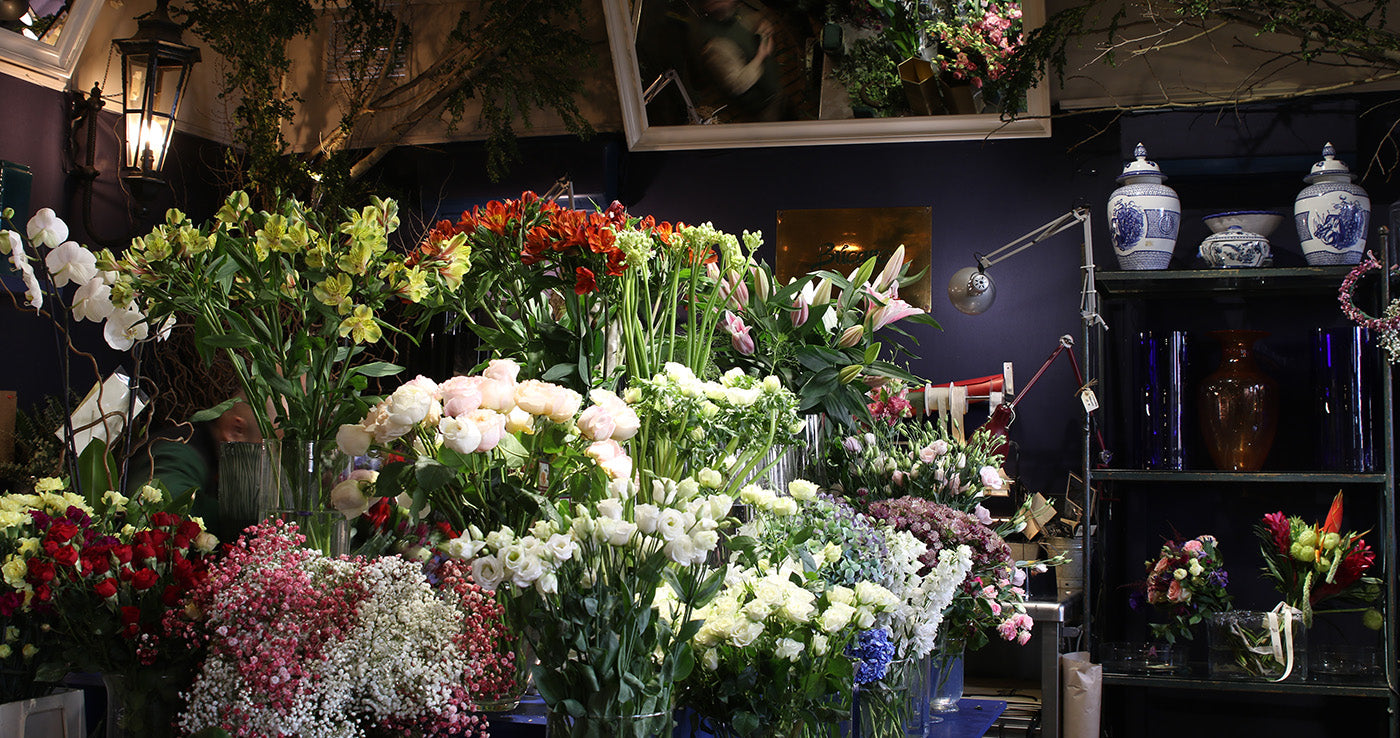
[114,0,199,187]
[947,265,996,315]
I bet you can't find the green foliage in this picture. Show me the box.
[0,396,67,494]
[830,37,907,117]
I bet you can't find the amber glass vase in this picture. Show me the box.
[1197,330,1278,471]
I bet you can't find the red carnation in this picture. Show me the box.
[133,543,157,564]
[365,499,392,529]
[94,578,119,599]
[130,568,160,591]
[50,545,79,568]
[574,267,597,295]
[25,560,55,584]
[46,521,80,544]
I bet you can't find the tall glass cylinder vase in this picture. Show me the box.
[1314,327,1377,471]
[218,439,351,553]
[101,670,180,738]
[927,634,966,716]
[853,655,930,738]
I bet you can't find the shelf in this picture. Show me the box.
[1092,469,1388,484]
[1103,671,1395,697]
[1096,265,1356,297]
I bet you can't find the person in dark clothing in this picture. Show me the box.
[690,0,784,121]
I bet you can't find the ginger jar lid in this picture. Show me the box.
[1116,142,1167,184]
[1303,142,1356,184]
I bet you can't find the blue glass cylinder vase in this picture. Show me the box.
[1314,327,1377,471]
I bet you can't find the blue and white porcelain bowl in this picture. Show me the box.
[1199,226,1270,268]
[1203,210,1284,237]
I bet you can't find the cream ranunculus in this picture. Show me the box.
[439,376,484,417]
[576,404,617,442]
[336,423,373,456]
[439,416,483,455]
[469,409,507,451]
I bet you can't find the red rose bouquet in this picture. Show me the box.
[1136,534,1232,643]
[1257,492,1380,625]
[0,477,215,732]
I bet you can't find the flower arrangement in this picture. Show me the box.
[1339,251,1400,363]
[1133,534,1232,643]
[103,192,468,443]
[866,497,1029,653]
[440,465,732,737]
[926,0,1024,93]
[1256,492,1380,626]
[825,419,1006,514]
[681,483,899,738]
[711,246,938,428]
[173,520,506,738]
[0,478,215,731]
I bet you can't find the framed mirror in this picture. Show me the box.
[0,0,105,88]
[601,0,1051,151]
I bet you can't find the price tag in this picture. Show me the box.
[1079,387,1099,413]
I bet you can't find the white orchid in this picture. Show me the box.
[5,230,41,309]
[103,307,150,350]
[25,208,68,249]
[45,241,98,287]
[71,277,116,322]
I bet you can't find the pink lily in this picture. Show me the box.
[722,310,755,355]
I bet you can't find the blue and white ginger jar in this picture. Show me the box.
[1294,142,1370,265]
[1108,143,1180,270]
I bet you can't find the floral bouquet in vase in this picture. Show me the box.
[679,483,899,738]
[866,497,1031,713]
[1132,534,1231,643]
[1256,492,1381,627]
[0,478,216,736]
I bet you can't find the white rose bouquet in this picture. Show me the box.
[680,483,899,738]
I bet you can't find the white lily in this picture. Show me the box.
[103,307,150,350]
[45,241,98,287]
[25,208,68,249]
[71,277,116,322]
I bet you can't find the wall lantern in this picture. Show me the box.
[112,0,200,190]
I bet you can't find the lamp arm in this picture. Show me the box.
[981,208,1089,269]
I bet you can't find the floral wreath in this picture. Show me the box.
[1338,251,1400,362]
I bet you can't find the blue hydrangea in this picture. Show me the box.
[848,627,896,684]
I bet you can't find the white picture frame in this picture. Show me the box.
[601,0,1052,151]
[0,0,106,89]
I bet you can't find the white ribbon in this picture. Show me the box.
[1266,602,1300,682]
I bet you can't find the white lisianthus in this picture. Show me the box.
[484,526,516,551]
[544,532,578,562]
[697,468,722,488]
[655,508,689,542]
[595,498,624,521]
[788,479,818,501]
[979,465,1005,490]
[535,572,559,595]
[664,536,703,566]
[634,504,661,534]
[443,534,486,560]
[471,554,507,590]
[691,529,719,552]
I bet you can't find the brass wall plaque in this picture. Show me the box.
[775,206,933,311]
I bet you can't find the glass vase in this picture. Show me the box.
[101,671,180,738]
[1206,610,1308,682]
[1197,330,1278,471]
[928,635,965,715]
[218,439,351,549]
[544,707,671,738]
[853,655,930,738]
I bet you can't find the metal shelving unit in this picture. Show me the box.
[1087,256,1400,736]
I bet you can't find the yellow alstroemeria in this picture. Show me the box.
[337,241,376,276]
[215,191,251,226]
[338,304,382,344]
[398,266,431,304]
[165,208,188,227]
[176,224,215,256]
[314,273,353,313]
[256,213,292,258]
[305,238,332,269]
